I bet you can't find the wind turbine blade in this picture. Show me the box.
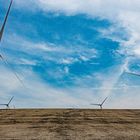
[0,0,13,42]
[101,97,108,105]
[0,104,7,105]
[126,72,140,77]
[90,104,100,106]
[0,55,26,88]
[8,96,14,105]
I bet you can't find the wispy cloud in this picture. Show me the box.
[2,34,98,65]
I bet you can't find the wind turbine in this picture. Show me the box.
[0,96,14,109]
[90,97,108,109]
[0,0,26,88]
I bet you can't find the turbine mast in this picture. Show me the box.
[100,105,102,110]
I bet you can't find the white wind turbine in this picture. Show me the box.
[0,96,14,109]
[90,97,108,109]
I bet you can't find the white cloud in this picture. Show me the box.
[0,65,95,108]
[60,58,78,65]
[13,0,140,58]
[18,58,37,66]
[13,0,140,17]
[64,66,69,74]
[0,62,140,109]
[3,34,98,66]
[14,0,140,18]
[0,65,20,92]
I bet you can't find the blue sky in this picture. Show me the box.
[0,0,140,108]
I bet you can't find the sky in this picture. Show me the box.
[0,0,140,108]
